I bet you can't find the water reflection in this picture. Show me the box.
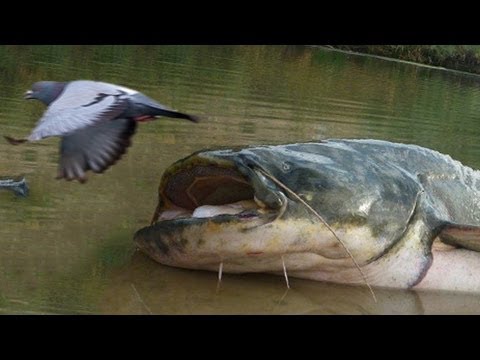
[96,252,480,315]
[1,45,480,314]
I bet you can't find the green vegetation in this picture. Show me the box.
[329,45,480,74]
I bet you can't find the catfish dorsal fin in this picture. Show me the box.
[440,222,480,252]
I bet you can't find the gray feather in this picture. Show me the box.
[58,118,137,182]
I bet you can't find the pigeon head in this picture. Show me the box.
[24,81,66,105]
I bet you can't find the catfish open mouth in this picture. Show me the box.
[151,159,281,225]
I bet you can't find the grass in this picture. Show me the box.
[329,45,480,74]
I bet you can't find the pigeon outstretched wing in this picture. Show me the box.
[57,118,137,182]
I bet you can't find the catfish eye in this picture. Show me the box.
[282,162,291,172]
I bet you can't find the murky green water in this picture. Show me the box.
[1,45,480,314]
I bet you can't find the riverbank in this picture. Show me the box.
[327,46,480,75]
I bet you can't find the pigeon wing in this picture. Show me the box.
[28,81,131,141]
[57,118,137,182]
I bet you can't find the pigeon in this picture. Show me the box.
[5,80,199,183]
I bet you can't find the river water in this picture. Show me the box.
[1,45,480,314]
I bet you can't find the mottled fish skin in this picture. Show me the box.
[134,139,480,291]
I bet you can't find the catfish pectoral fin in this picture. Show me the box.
[439,222,480,252]
[4,136,28,145]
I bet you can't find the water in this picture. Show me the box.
[1,45,480,314]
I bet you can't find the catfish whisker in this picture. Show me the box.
[282,255,290,289]
[216,261,224,293]
[272,287,290,313]
[256,168,377,303]
[130,283,153,314]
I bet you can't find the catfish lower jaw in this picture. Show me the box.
[156,208,277,229]
[133,209,280,267]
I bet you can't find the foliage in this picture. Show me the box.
[331,45,480,74]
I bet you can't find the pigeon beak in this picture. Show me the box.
[24,90,33,99]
